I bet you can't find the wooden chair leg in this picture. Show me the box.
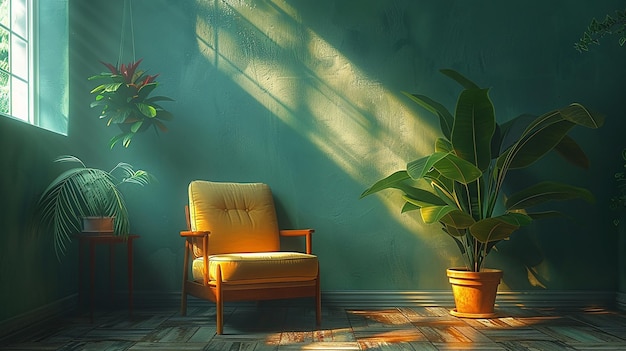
[315,268,321,325]
[181,291,188,316]
[315,292,321,325]
[216,266,224,335]
[181,241,191,316]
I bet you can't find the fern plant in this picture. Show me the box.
[36,155,154,258]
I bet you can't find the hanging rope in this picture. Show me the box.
[117,0,136,66]
[129,0,136,62]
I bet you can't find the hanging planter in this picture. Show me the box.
[89,59,174,149]
[88,0,174,149]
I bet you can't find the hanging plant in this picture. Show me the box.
[89,59,174,148]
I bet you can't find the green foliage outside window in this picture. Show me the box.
[0,1,9,115]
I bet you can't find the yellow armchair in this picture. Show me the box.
[180,181,321,334]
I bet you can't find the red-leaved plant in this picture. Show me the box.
[89,59,174,148]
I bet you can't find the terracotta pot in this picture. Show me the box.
[82,216,114,234]
[447,267,502,318]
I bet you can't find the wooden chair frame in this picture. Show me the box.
[180,206,321,334]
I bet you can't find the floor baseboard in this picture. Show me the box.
[136,289,617,309]
[0,294,77,342]
[322,290,616,308]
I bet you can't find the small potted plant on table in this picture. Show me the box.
[36,155,154,259]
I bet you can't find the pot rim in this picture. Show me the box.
[447,267,503,273]
[446,267,503,280]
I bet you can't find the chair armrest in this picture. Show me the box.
[280,229,315,254]
[280,229,315,237]
[181,230,211,285]
[180,230,210,237]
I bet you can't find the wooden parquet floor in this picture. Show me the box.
[2,303,626,350]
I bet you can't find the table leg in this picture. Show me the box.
[89,240,95,322]
[127,238,134,316]
[109,243,115,306]
[78,237,84,311]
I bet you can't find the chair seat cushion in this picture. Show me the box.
[192,252,318,284]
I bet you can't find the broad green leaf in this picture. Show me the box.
[418,205,456,224]
[123,134,133,148]
[505,181,595,210]
[499,105,604,170]
[448,235,466,260]
[90,84,106,94]
[440,69,480,90]
[102,82,123,93]
[137,82,158,100]
[407,152,482,184]
[425,168,455,194]
[131,121,144,133]
[136,103,157,118]
[89,100,106,108]
[451,88,495,171]
[432,153,483,184]
[443,224,465,237]
[560,103,604,129]
[498,119,574,170]
[431,181,457,208]
[418,205,475,228]
[407,153,448,180]
[469,213,532,243]
[490,123,502,158]
[153,119,169,132]
[109,134,125,149]
[553,134,590,169]
[435,138,453,153]
[402,92,454,139]
[402,187,447,207]
[360,171,409,198]
[401,201,420,213]
[439,209,476,229]
[155,109,174,121]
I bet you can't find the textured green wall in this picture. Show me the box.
[2,0,625,325]
[0,117,74,322]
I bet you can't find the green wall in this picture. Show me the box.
[2,0,625,326]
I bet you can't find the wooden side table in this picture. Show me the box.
[77,233,139,321]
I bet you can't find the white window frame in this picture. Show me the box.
[0,0,33,123]
[1,0,68,135]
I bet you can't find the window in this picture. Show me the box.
[0,0,68,135]
[0,0,30,121]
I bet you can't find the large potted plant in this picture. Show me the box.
[361,69,604,317]
[89,59,174,149]
[36,155,154,259]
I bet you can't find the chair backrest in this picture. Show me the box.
[188,180,281,256]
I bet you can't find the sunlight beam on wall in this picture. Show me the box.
[194,0,459,267]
